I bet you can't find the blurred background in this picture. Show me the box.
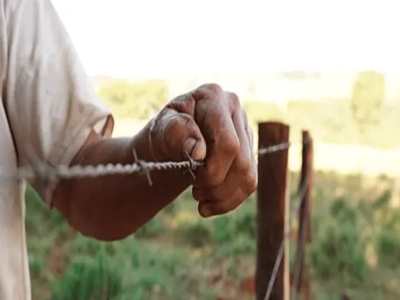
[26,0,400,299]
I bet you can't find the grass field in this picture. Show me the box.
[25,169,400,300]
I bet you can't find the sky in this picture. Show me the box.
[51,0,400,78]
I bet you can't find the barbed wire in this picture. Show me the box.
[0,141,295,185]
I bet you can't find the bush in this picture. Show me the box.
[376,229,400,269]
[50,251,123,300]
[175,221,213,248]
[308,198,367,282]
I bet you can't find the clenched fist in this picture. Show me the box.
[149,84,257,218]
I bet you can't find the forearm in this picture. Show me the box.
[52,120,192,241]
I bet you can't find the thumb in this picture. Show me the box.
[150,109,207,162]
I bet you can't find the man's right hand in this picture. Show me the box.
[149,83,257,218]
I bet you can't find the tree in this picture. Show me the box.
[350,71,386,132]
[98,79,169,120]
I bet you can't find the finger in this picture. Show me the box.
[192,171,255,203]
[150,108,207,162]
[232,107,252,173]
[198,188,247,218]
[244,112,257,175]
[193,107,252,201]
[247,125,254,153]
[243,110,254,155]
[244,113,258,187]
[193,99,240,187]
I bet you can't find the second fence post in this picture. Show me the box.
[256,121,290,300]
[292,130,313,300]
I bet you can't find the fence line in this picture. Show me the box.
[8,121,313,299]
[291,130,313,300]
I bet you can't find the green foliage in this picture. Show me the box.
[175,220,213,248]
[25,173,400,299]
[364,191,400,270]
[376,229,400,269]
[135,216,169,239]
[57,236,211,300]
[49,252,123,300]
[308,199,367,281]
[173,198,256,254]
[98,79,169,120]
[350,71,386,131]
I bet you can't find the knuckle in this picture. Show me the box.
[198,83,224,100]
[166,114,191,131]
[213,194,226,202]
[229,92,241,108]
[241,108,249,124]
[162,117,184,143]
[219,133,240,157]
[244,171,258,195]
[218,201,235,214]
[206,83,223,95]
[205,166,225,186]
[249,177,258,194]
[237,158,251,173]
[149,123,157,141]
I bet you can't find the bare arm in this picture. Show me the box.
[52,85,257,242]
[53,120,193,241]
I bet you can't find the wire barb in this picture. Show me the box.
[132,149,153,186]
[182,150,199,180]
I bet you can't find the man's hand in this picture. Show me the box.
[149,83,257,218]
[54,83,257,240]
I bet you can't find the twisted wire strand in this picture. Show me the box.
[0,141,298,182]
[258,141,291,155]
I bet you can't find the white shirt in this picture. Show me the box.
[0,0,113,298]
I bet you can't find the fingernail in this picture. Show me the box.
[192,188,207,201]
[183,137,197,157]
[200,205,212,218]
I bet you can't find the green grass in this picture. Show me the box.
[25,171,400,300]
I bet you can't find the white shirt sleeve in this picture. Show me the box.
[1,0,114,205]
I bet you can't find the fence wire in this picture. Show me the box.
[0,141,292,183]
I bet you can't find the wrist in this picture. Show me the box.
[129,117,156,162]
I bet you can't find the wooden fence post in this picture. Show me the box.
[256,122,290,300]
[292,130,313,300]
